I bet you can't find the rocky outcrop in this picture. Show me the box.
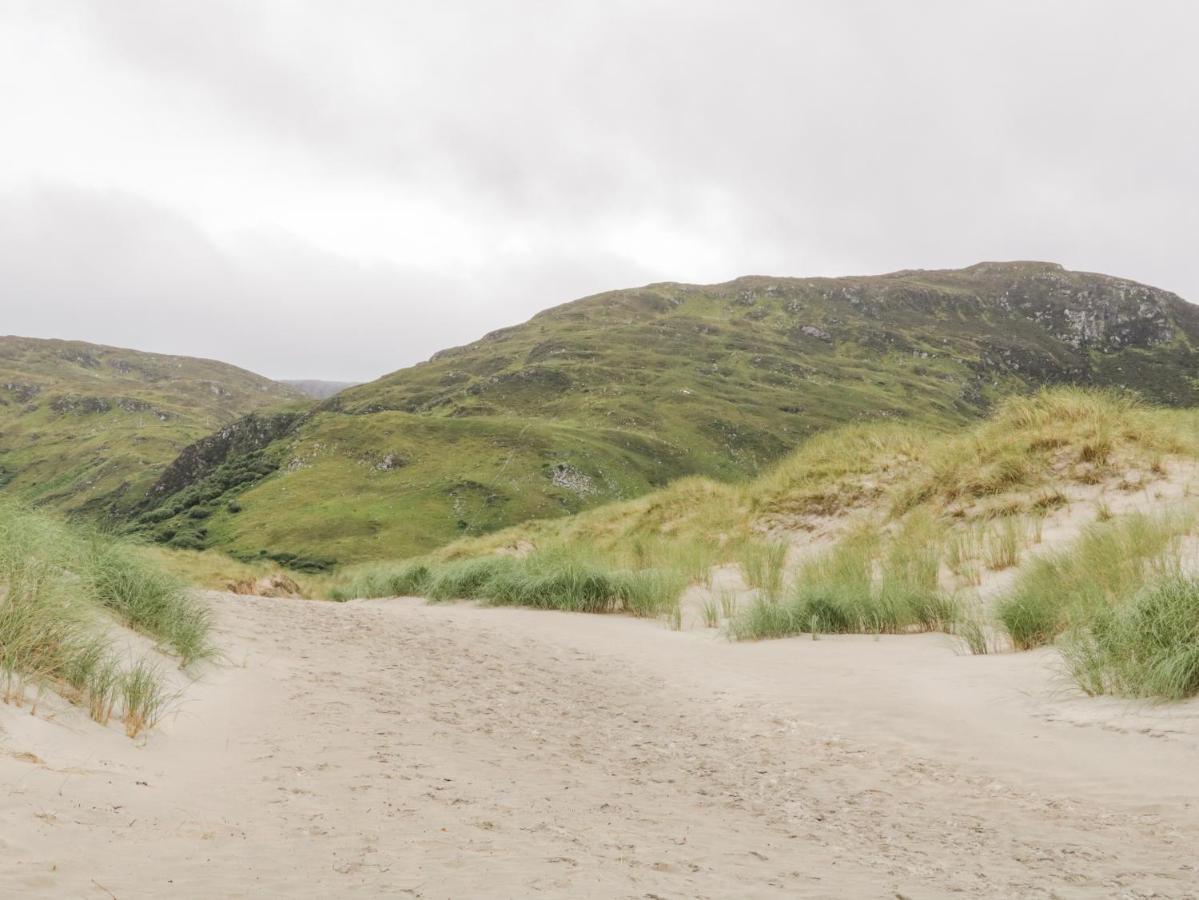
[148,411,305,499]
[993,270,1180,351]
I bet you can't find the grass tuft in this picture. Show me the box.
[0,501,196,735]
[738,540,788,601]
[120,660,169,738]
[983,517,1025,571]
[426,557,521,602]
[331,559,435,600]
[730,525,958,640]
[84,543,214,666]
[1061,576,1199,699]
[996,510,1192,650]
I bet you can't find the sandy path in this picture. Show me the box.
[2,592,1198,898]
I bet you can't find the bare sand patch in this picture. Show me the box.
[2,590,1197,897]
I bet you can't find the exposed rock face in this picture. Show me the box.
[799,325,833,342]
[45,395,172,419]
[987,265,1180,351]
[375,453,407,471]
[149,411,305,499]
[550,463,596,496]
[50,395,112,414]
[2,382,40,403]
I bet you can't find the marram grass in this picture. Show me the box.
[729,525,959,640]
[1062,576,1199,700]
[996,510,1192,650]
[332,547,686,619]
[84,542,214,666]
[0,501,209,735]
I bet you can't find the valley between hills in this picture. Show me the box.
[3,262,1199,897]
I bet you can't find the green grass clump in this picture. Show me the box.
[738,540,788,600]
[120,660,169,738]
[1062,576,1199,700]
[628,535,721,587]
[614,567,687,618]
[332,559,434,600]
[727,598,804,640]
[84,543,214,666]
[0,501,197,735]
[996,510,1192,650]
[481,559,617,613]
[333,545,687,620]
[425,556,520,601]
[954,614,994,656]
[944,524,983,586]
[63,641,123,725]
[480,553,684,617]
[0,560,86,703]
[730,526,958,640]
[983,517,1026,571]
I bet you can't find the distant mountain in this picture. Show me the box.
[0,336,304,514]
[132,262,1199,567]
[281,380,361,400]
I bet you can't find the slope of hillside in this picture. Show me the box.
[0,336,304,515]
[137,262,1199,565]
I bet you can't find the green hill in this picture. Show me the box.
[132,261,1199,566]
[0,336,304,515]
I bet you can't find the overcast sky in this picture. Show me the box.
[2,1,1197,381]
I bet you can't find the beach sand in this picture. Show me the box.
[3,589,1198,898]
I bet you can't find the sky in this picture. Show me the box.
[1,1,1197,382]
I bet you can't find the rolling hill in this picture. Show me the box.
[0,336,304,515]
[131,261,1199,566]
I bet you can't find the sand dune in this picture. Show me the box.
[2,591,1198,898]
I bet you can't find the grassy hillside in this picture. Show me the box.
[337,388,1199,699]
[0,336,304,516]
[420,387,1197,561]
[136,262,1199,565]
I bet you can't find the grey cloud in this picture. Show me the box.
[0,185,653,380]
[2,1,1198,381]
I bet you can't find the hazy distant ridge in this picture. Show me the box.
[282,380,361,400]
